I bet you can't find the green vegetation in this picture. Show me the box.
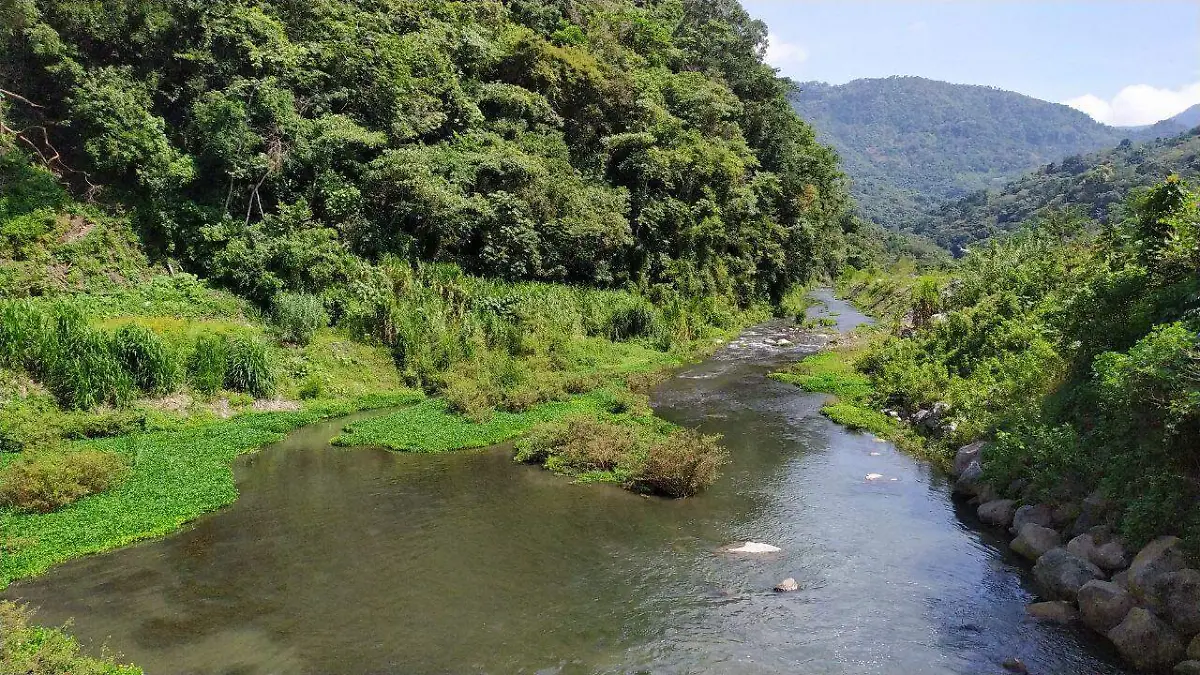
[0,449,128,514]
[771,348,909,443]
[918,128,1200,250]
[833,178,1200,550]
[0,601,141,674]
[791,76,1172,234]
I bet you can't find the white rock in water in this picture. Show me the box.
[865,473,884,481]
[728,542,781,553]
[776,339,793,346]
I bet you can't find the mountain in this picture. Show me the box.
[1166,103,1200,130]
[789,76,1167,231]
[915,128,1200,251]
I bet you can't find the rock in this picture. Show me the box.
[1067,534,1098,564]
[1012,504,1055,534]
[727,542,781,553]
[953,460,985,497]
[776,339,793,347]
[973,483,999,506]
[1087,525,1116,545]
[1129,536,1188,610]
[1108,607,1186,671]
[1093,541,1128,571]
[1033,547,1104,601]
[1025,601,1079,624]
[773,578,799,592]
[1190,634,1200,660]
[1070,491,1110,537]
[1078,580,1134,634]
[1112,569,1131,589]
[1052,502,1082,529]
[978,499,1018,527]
[953,441,986,477]
[1165,569,1200,636]
[1175,661,1200,675]
[1001,657,1028,673]
[1011,524,1061,561]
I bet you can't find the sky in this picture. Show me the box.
[742,0,1200,127]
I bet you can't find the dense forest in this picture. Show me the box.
[789,76,1180,232]
[2,0,852,305]
[914,128,1200,251]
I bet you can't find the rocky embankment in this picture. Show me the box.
[952,442,1200,673]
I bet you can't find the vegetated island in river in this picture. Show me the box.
[773,177,1200,673]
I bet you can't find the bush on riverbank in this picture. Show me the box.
[0,600,141,674]
[835,178,1200,551]
[0,449,129,514]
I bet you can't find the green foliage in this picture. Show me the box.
[0,449,129,514]
[4,0,850,303]
[626,428,727,498]
[187,335,228,396]
[0,601,142,674]
[272,292,328,346]
[223,335,276,398]
[844,178,1200,548]
[920,129,1200,251]
[111,324,180,395]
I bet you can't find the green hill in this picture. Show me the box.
[916,128,1200,251]
[789,76,1166,231]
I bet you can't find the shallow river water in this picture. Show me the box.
[6,291,1131,674]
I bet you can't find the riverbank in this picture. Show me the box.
[801,214,1200,673]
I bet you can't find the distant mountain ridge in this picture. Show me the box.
[916,128,1200,251]
[789,76,1174,231]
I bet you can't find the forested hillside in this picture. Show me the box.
[917,128,1200,251]
[2,0,851,305]
[789,76,1163,231]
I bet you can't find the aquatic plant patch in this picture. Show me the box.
[0,391,422,589]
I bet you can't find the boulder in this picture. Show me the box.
[1011,504,1055,534]
[1070,491,1110,537]
[1190,634,1200,660]
[978,499,1018,528]
[953,460,985,497]
[1078,580,1134,634]
[1129,536,1188,610]
[1093,541,1128,571]
[953,441,986,477]
[1112,569,1131,589]
[1011,524,1061,561]
[1165,569,1200,636]
[1001,657,1028,673]
[1025,601,1079,624]
[1033,547,1104,601]
[1067,534,1097,564]
[1176,662,1200,675]
[1052,502,1082,529]
[1108,607,1186,671]
[774,578,799,593]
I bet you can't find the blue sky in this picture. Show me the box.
[742,1,1200,126]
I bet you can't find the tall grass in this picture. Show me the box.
[224,335,275,398]
[187,334,228,395]
[111,324,180,395]
[272,292,328,345]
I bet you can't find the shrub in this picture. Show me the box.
[272,292,328,346]
[298,375,326,400]
[188,334,227,395]
[629,429,727,498]
[514,418,639,474]
[0,600,141,674]
[40,314,132,410]
[0,449,129,513]
[607,301,658,341]
[443,374,496,422]
[111,324,180,395]
[224,335,275,398]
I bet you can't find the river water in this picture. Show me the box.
[5,291,1131,674]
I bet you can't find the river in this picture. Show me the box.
[4,291,1131,674]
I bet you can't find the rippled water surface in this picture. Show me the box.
[5,292,1131,674]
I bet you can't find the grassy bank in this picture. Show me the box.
[0,601,141,674]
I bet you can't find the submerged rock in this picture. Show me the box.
[1175,661,1200,675]
[1025,601,1078,624]
[1011,524,1061,561]
[1108,607,1185,671]
[1001,657,1029,673]
[774,578,799,592]
[1078,580,1133,634]
[978,499,1017,527]
[1033,547,1103,601]
[727,542,781,553]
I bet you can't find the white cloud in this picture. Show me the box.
[1065,82,1200,127]
[764,32,808,74]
